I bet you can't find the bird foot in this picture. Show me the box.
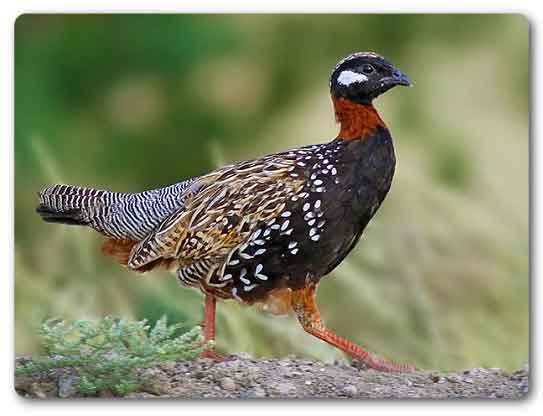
[291,285,417,373]
[352,354,418,373]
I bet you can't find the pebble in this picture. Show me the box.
[343,385,358,397]
[241,387,266,398]
[276,382,296,395]
[30,382,49,399]
[57,374,80,398]
[219,377,237,391]
[446,375,462,384]
[518,379,529,394]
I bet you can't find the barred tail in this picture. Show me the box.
[37,184,124,229]
[37,180,194,241]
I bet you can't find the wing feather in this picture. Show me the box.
[127,155,305,287]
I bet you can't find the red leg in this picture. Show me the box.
[203,293,216,344]
[291,283,416,373]
[199,294,224,360]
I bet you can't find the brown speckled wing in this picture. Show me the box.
[127,152,306,293]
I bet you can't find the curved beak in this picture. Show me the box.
[387,68,412,87]
[370,66,413,99]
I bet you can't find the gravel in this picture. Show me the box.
[14,355,529,399]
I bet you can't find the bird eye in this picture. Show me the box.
[361,64,374,74]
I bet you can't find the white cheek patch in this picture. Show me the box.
[337,70,368,86]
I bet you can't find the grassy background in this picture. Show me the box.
[15,14,529,371]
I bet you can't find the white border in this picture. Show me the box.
[2,0,540,414]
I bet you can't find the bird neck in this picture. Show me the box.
[332,97,386,141]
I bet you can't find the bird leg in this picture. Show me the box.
[290,283,416,373]
[199,294,224,360]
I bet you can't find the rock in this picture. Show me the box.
[193,371,206,379]
[343,385,358,397]
[139,368,171,394]
[219,377,237,391]
[276,382,296,396]
[245,364,260,375]
[518,379,529,394]
[14,374,34,393]
[30,384,48,399]
[58,374,80,398]
[30,381,58,399]
[159,361,177,372]
[141,380,169,395]
[430,375,445,383]
[241,387,266,398]
[446,375,462,383]
[334,359,352,369]
[279,366,292,378]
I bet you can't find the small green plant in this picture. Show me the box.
[15,316,204,396]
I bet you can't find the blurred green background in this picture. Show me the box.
[15,14,529,371]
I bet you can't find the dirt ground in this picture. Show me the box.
[15,354,529,400]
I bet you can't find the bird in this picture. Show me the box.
[36,51,414,372]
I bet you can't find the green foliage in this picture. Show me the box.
[15,316,203,396]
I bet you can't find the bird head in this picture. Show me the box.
[330,52,411,105]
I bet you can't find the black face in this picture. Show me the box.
[330,52,411,104]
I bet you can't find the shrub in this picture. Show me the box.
[15,316,204,396]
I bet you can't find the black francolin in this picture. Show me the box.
[37,52,413,372]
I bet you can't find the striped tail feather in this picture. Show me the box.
[37,180,195,241]
[37,184,124,229]
[36,206,88,225]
